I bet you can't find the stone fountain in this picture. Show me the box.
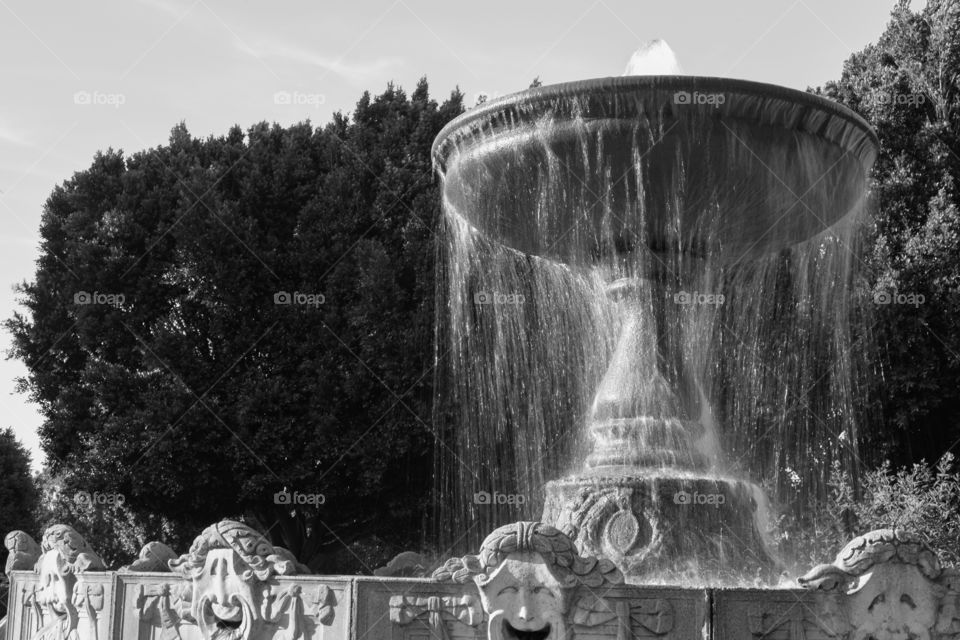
[9,50,934,640]
[432,74,877,583]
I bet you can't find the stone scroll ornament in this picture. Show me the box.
[799,529,960,640]
[432,521,624,640]
[169,519,330,640]
[30,524,107,640]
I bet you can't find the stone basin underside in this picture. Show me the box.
[542,473,778,584]
[433,76,878,265]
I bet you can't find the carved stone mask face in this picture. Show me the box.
[193,548,261,640]
[476,553,566,640]
[35,550,74,616]
[848,563,938,640]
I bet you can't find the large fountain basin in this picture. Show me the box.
[433,76,877,265]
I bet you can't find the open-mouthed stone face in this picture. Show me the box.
[193,548,262,640]
[847,563,938,640]
[476,553,566,640]
[35,550,73,617]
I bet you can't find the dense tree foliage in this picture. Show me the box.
[8,80,464,570]
[820,0,960,465]
[0,428,38,570]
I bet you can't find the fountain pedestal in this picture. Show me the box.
[542,273,777,583]
[542,474,776,583]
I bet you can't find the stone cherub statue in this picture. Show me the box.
[433,521,623,640]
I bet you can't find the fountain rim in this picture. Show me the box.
[432,75,879,172]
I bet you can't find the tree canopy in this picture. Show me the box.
[819,0,960,465]
[0,428,38,570]
[8,79,464,570]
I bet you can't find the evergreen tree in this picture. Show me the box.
[8,80,464,570]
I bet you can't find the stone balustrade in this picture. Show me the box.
[2,521,957,640]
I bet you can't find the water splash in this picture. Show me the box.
[623,40,683,76]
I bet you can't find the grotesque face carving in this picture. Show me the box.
[847,563,938,640]
[476,553,567,640]
[169,520,304,640]
[432,522,623,640]
[194,549,260,640]
[30,525,105,640]
[800,530,954,640]
[34,549,77,637]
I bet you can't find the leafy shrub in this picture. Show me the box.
[770,453,960,575]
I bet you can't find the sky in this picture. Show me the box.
[0,0,923,470]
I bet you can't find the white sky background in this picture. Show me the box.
[0,0,924,470]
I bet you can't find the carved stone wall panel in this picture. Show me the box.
[113,573,351,640]
[355,577,485,640]
[266,576,351,640]
[6,569,115,640]
[5,571,40,640]
[113,573,202,640]
[569,585,705,640]
[714,589,844,640]
[74,573,116,640]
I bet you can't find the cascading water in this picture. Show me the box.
[431,63,877,584]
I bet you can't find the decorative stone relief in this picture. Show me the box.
[169,519,333,640]
[129,578,335,640]
[572,594,674,638]
[746,601,846,639]
[433,521,623,640]
[553,486,662,574]
[30,524,107,640]
[388,594,483,639]
[799,529,960,640]
[131,580,194,639]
